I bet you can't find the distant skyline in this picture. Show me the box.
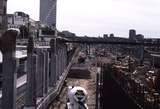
[7,0,160,38]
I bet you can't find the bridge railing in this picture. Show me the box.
[24,37,76,109]
[0,30,79,109]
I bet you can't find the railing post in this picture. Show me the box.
[57,46,60,80]
[42,51,46,96]
[36,50,45,97]
[64,44,67,69]
[44,50,49,94]
[61,46,65,74]
[0,30,19,109]
[59,48,62,77]
[57,39,65,78]
[62,43,67,73]
[58,46,62,78]
[61,47,64,74]
[24,37,37,109]
[60,47,63,75]
[50,39,57,87]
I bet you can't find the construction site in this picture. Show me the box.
[1,0,160,109]
[48,32,160,109]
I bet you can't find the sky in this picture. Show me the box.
[7,0,160,38]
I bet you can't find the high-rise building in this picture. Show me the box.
[40,0,57,28]
[0,0,7,36]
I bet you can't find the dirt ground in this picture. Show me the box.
[49,64,97,109]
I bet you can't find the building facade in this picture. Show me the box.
[0,0,7,36]
[40,0,57,28]
[7,12,29,29]
[7,12,39,38]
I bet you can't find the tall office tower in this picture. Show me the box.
[40,0,57,28]
[0,0,7,36]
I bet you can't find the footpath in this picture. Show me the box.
[49,58,97,109]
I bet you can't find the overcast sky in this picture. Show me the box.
[7,0,160,38]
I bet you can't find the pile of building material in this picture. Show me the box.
[110,55,160,109]
[69,63,91,79]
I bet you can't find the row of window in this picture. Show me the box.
[8,25,19,28]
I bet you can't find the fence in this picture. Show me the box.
[0,29,79,109]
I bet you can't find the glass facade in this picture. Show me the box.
[40,0,57,28]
